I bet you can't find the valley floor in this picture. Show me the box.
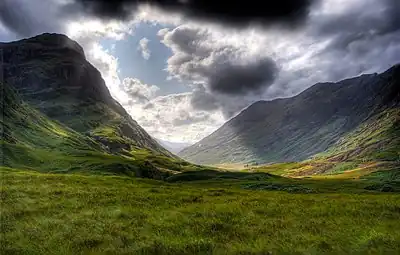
[1,168,400,255]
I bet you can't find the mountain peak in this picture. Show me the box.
[1,33,85,58]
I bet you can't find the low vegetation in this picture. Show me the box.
[2,168,400,255]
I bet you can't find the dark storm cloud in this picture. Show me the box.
[190,86,219,111]
[312,0,400,52]
[67,0,136,20]
[71,0,315,27]
[0,0,64,38]
[161,25,280,96]
[188,84,266,119]
[293,0,400,84]
[208,58,278,95]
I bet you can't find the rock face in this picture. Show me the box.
[0,33,171,156]
[179,65,400,165]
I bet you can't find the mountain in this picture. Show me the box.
[179,65,400,165]
[1,33,211,178]
[1,82,153,177]
[1,33,171,157]
[156,139,191,154]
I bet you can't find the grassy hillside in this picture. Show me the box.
[318,108,400,162]
[0,82,213,178]
[248,108,399,179]
[2,168,400,254]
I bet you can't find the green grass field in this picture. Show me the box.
[2,167,400,255]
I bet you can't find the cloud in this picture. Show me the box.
[190,86,219,111]
[289,0,400,83]
[138,37,151,60]
[172,110,210,126]
[69,0,315,28]
[160,25,279,95]
[122,78,160,104]
[123,92,225,143]
[310,0,400,53]
[0,0,67,38]
[158,25,281,118]
[208,58,278,95]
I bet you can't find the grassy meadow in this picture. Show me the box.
[2,167,400,255]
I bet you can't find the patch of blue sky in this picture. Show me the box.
[100,22,190,96]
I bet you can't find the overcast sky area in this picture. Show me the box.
[1,0,399,145]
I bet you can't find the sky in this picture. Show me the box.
[1,0,399,145]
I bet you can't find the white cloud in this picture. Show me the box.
[138,37,151,60]
[122,77,159,103]
[123,92,225,143]
[66,19,133,41]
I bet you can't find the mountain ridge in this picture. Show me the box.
[179,64,400,165]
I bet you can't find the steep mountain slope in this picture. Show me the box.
[1,81,155,177]
[0,33,171,157]
[0,33,215,178]
[180,65,400,165]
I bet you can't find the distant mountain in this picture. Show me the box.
[156,139,191,154]
[179,65,400,165]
